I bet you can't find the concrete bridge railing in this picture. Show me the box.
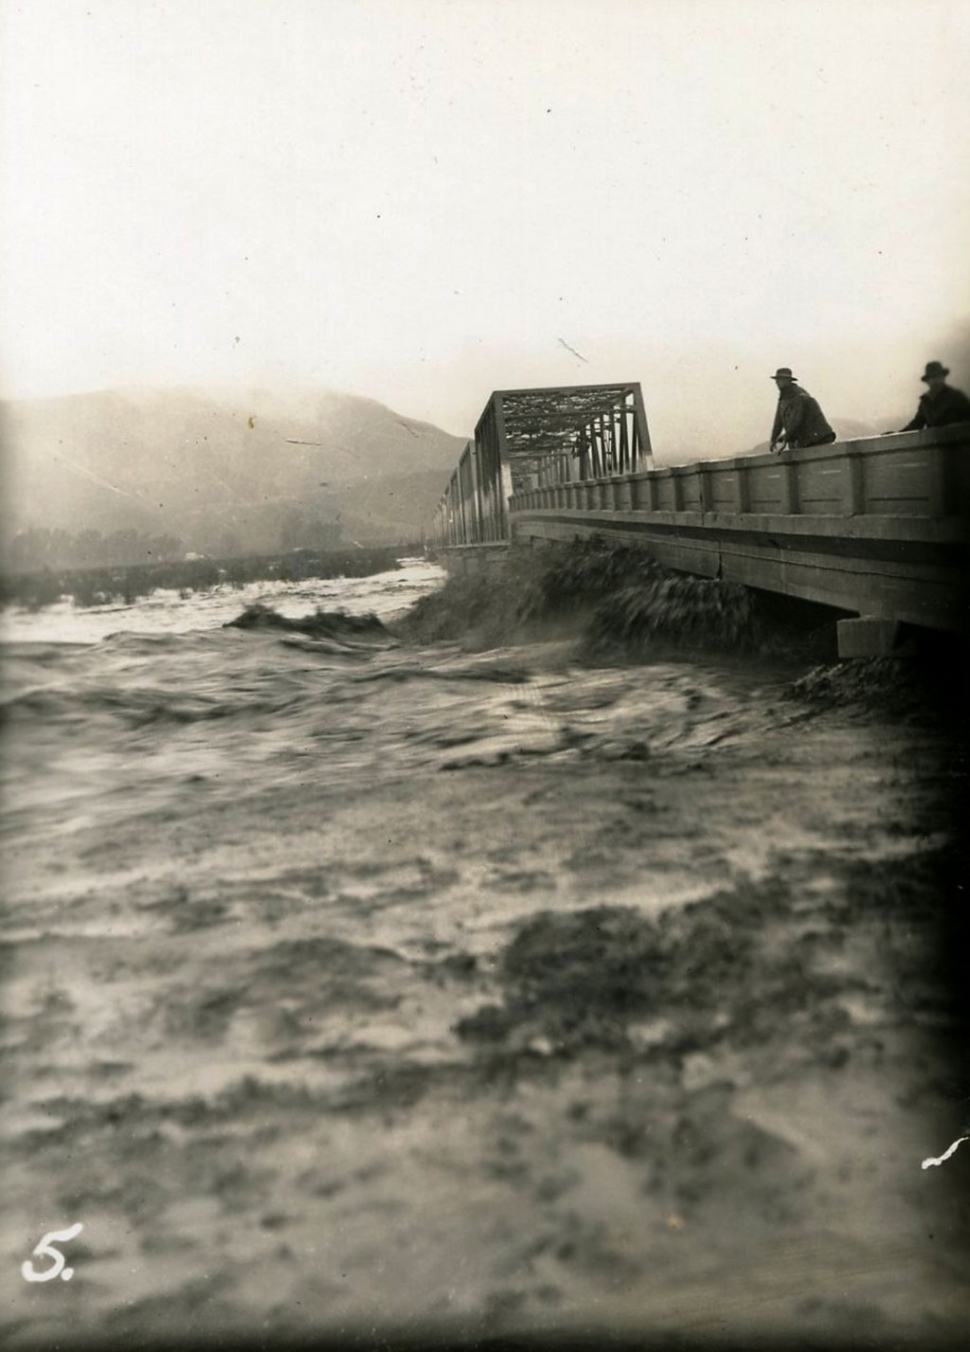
[512,427,968,520]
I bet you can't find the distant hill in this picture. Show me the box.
[3,386,467,555]
[324,470,462,546]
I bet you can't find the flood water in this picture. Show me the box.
[2,559,967,1346]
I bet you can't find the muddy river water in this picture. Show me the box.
[2,560,967,1346]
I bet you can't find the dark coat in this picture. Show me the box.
[771,385,836,449]
[901,383,970,431]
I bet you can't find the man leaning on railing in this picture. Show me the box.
[893,360,970,433]
[768,367,837,455]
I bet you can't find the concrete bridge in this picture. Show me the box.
[431,385,969,656]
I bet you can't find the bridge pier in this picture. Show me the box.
[836,616,913,658]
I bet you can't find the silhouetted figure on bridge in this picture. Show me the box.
[899,361,970,431]
[769,368,836,454]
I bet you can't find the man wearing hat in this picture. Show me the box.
[769,368,836,454]
[900,361,970,431]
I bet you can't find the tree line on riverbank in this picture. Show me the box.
[0,545,410,611]
[5,526,186,572]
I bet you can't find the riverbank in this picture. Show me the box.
[0,545,403,611]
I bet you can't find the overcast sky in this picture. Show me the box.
[2,0,969,454]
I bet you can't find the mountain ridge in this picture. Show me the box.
[3,386,468,552]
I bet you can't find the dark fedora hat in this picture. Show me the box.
[771,367,797,381]
[921,361,949,381]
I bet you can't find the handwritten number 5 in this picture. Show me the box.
[21,1223,84,1283]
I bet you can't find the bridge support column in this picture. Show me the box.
[836,616,907,658]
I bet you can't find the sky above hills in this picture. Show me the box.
[2,0,969,457]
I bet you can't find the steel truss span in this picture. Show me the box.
[431,383,653,547]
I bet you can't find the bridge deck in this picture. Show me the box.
[508,427,970,633]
